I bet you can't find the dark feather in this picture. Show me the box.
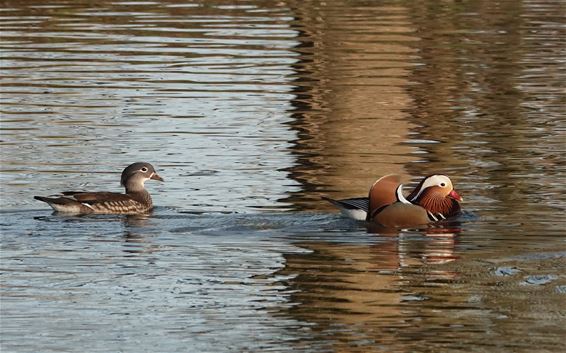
[322,196,369,211]
[34,196,77,205]
[62,191,135,204]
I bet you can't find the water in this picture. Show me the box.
[1,0,565,352]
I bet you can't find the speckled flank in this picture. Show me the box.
[90,200,152,214]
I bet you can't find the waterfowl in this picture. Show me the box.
[323,174,463,227]
[34,162,164,214]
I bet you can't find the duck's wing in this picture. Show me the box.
[62,191,134,204]
[35,191,144,214]
[34,194,95,214]
[322,196,368,221]
[368,174,402,220]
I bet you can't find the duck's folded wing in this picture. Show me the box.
[62,191,134,204]
[322,196,369,221]
[368,174,401,214]
[323,197,369,211]
[65,191,149,213]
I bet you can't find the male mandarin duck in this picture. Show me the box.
[323,174,463,227]
[34,162,164,214]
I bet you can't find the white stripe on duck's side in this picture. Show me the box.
[426,211,446,222]
[395,184,411,204]
[82,203,95,210]
[427,211,438,222]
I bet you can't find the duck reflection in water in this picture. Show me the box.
[121,214,160,255]
[366,217,463,239]
[276,232,460,351]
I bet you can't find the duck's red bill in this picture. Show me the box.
[449,189,463,202]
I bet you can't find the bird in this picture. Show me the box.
[34,162,164,215]
[323,174,463,228]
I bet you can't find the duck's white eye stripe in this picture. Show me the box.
[411,175,452,201]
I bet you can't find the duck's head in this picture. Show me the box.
[121,162,164,192]
[408,175,463,216]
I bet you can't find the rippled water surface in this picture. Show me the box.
[1,0,565,352]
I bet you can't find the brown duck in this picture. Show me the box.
[34,162,164,214]
[323,174,463,227]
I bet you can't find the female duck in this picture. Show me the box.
[34,162,164,215]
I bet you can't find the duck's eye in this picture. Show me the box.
[440,183,446,187]
[141,167,148,172]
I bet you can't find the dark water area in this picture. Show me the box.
[1,0,565,352]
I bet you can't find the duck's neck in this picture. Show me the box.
[124,177,147,193]
[124,181,152,207]
[126,188,153,207]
